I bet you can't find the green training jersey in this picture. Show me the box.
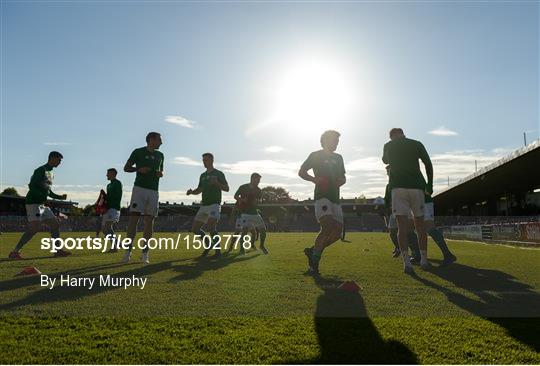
[106,179,123,210]
[382,137,432,191]
[198,169,227,206]
[425,194,433,203]
[128,147,164,191]
[301,150,345,204]
[25,164,63,204]
[235,183,262,215]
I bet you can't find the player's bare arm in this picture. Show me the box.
[211,180,229,192]
[49,190,67,200]
[187,187,202,196]
[420,144,434,195]
[298,168,323,185]
[123,159,137,173]
[335,176,346,187]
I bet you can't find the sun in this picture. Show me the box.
[273,60,354,132]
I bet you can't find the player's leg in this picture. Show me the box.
[228,220,241,253]
[393,188,418,273]
[102,220,116,252]
[124,213,140,262]
[387,214,400,257]
[239,227,249,255]
[407,218,421,263]
[140,188,160,263]
[10,220,41,258]
[410,190,429,269]
[304,199,333,274]
[389,228,400,257]
[43,216,71,257]
[192,218,210,257]
[323,203,344,248]
[310,215,335,274]
[412,215,429,269]
[95,216,101,238]
[206,217,221,259]
[140,215,155,263]
[249,226,258,250]
[254,215,268,254]
[425,220,456,265]
[395,214,414,273]
[124,186,148,263]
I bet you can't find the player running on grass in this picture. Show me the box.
[8,151,71,259]
[385,165,421,260]
[187,153,229,259]
[299,130,346,275]
[382,128,433,274]
[227,204,257,253]
[122,132,164,264]
[101,168,123,252]
[234,173,268,255]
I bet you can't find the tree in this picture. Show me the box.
[261,186,293,203]
[1,187,21,197]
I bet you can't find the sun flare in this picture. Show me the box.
[273,60,354,132]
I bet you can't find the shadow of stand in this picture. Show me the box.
[417,260,540,352]
[309,276,417,364]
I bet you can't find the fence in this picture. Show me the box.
[442,222,540,246]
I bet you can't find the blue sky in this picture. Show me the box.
[1,1,539,206]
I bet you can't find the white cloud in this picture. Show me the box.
[428,126,458,136]
[165,115,199,129]
[264,146,285,153]
[346,157,384,172]
[218,160,300,179]
[171,156,200,166]
[43,142,72,146]
[54,184,102,189]
[1,146,516,205]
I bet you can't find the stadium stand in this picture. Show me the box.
[433,139,540,217]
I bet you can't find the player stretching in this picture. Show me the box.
[187,153,229,259]
[382,128,432,274]
[299,130,346,275]
[102,168,123,252]
[123,132,164,264]
[234,173,268,255]
[8,151,71,259]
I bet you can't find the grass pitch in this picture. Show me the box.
[0,232,539,364]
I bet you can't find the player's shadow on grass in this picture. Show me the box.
[0,260,179,312]
[168,252,260,283]
[306,276,417,364]
[417,260,540,352]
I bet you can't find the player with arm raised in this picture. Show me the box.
[9,151,70,259]
[187,153,229,259]
[122,132,164,264]
[299,130,346,275]
[235,173,268,255]
[382,128,433,274]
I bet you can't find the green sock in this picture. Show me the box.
[312,248,323,263]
